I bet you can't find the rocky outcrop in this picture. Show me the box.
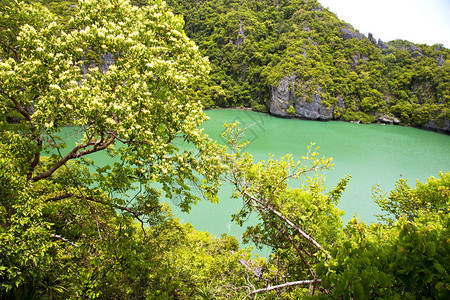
[377,115,401,125]
[408,44,424,58]
[269,75,295,116]
[368,33,377,45]
[269,75,333,120]
[377,39,389,50]
[269,76,449,133]
[423,118,450,133]
[340,26,365,41]
[235,19,247,47]
[437,54,445,66]
[313,4,324,12]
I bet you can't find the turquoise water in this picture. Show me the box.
[53,109,450,250]
[169,109,450,245]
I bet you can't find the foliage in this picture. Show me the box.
[161,0,450,127]
[221,122,350,297]
[28,0,450,127]
[315,174,450,299]
[315,214,449,299]
[374,171,450,224]
[0,132,58,297]
[2,0,449,298]
[0,0,245,297]
[286,105,296,115]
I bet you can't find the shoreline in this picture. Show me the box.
[203,107,450,135]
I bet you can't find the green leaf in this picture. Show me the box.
[433,262,446,274]
[426,243,436,257]
[352,283,365,299]
[316,262,326,276]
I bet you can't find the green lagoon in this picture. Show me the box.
[57,109,450,248]
[169,109,450,244]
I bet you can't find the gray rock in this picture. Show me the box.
[437,54,445,66]
[294,89,333,120]
[368,33,377,45]
[99,53,115,73]
[340,26,365,41]
[350,55,360,68]
[377,115,400,125]
[337,96,345,108]
[235,19,246,47]
[269,75,296,116]
[408,44,421,53]
[314,5,324,12]
[81,53,116,74]
[378,39,389,50]
[269,75,333,120]
[423,118,450,133]
[408,44,423,58]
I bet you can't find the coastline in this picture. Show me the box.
[203,107,450,135]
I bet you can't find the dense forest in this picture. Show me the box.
[163,0,450,132]
[1,0,449,299]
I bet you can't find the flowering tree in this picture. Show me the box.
[0,0,224,296]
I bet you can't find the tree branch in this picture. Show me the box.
[285,230,316,276]
[27,137,42,181]
[4,93,32,122]
[50,233,79,248]
[1,92,43,180]
[45,193,146,220]
[243,279,321,299]
[31,134,115,182]
[242,190,324,251]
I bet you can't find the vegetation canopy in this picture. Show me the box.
[0,0,232,297]
[0,0,448,299]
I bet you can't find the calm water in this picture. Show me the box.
[169,109,450,245]
[55,109,450,250]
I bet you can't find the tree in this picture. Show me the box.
[219,124,448,299]
[315,173,450,299]
[221,122,350,298]
[1,0,225,296]
[374,172,450,224]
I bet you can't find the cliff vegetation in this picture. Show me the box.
[164,0,450,132]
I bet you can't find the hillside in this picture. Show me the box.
[164,0,450,132]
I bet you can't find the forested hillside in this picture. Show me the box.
[164,0,450,132]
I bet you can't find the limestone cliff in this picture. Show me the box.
[270,75,333,120]
[269,75,449,133]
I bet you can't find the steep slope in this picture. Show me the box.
[166,0,450,132]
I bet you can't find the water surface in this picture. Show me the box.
[52,110,450,251]
[169,109,450,245]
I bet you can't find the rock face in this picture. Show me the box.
[423,118,450,133]
[368,33,377,45]
[340,26,365,41]
[269,75,333,120]
[269,76,450,133]
[377,39,389,50]
[377,115,401,125]
[235,18,247,47]
[408,44,424,58]
[437,54,445,66]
